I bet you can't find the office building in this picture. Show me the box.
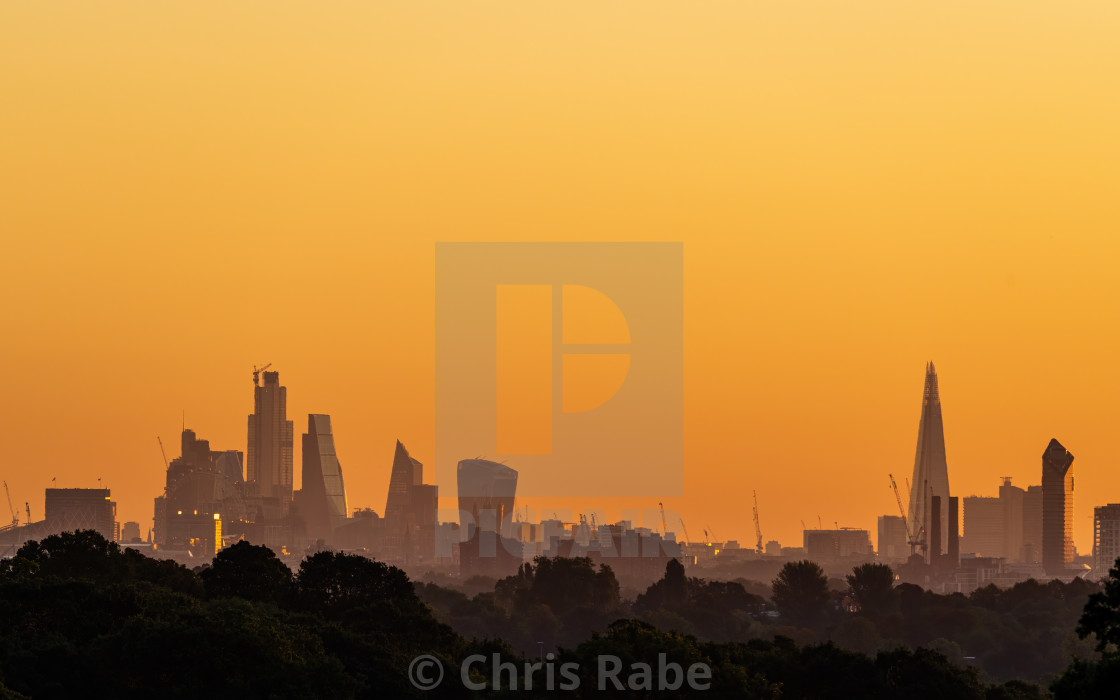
[1023,485,1043,564]
[962,496,1003,558]
[154,427,246,554]
[1093,504,1120,578]
[121,521,142,543]
[877,515,909,560]
[382,440,439,565]
[907,362,952,562]
[803,528,873,560]
[458,458,520,577]
[1042,438,1075,575]
[247,370,294,506]
[45,488,117,541]
[297,414,349,542]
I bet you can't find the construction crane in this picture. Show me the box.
[3,482,17,528]
[752,490,764,554]
[25,502,30,524]
[679,516,693,546]
[252,363,273,386]
[659,501,668,534]
[705,524,718,544]
[889,473,921,555]
[157,436,169,469]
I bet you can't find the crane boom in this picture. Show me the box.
[889,473,919,555]
[157,436,169,469]
[252,362,273,386]
[3,481,17,527]
[752,490,763,553]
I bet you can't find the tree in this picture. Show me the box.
[294,550,417,615]
[847,562,897,618]
[772,560,830,628]
[1078,556,1120,652]
[200,540,293,603]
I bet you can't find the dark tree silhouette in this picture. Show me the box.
[200,540,293,603]
[772,560,830,628]
[846,562,896,618]
[1078,556,1120,651]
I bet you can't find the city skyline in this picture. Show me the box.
[2,360,1109,556]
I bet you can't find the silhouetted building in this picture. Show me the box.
[45,488,116,541]
[803,528,872,560]
[962,496,1003,557]
[948,496,960,567]
[1023,485,1043,564]
[154,427,247,555]
[1093,504,1120,578]
[908,362,952,562]
[999,478,1025,561]
[121,521,141,543]
[458,458,519,577]
[382,441,438,565]
[1042,438,1075,575]
[878,515,909,560]
[296,414,349,543]
[247,370,294,506]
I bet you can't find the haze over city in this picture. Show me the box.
[4,1,1120,549]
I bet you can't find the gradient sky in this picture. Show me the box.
[2,2,1119,552]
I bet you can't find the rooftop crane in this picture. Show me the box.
[252,363,273,386]
[3,482,17,528]
[659,501,668,534]
[25,502,30,524]
[157,436,169,469]
[752,490,764,554]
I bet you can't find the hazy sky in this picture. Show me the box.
[2,2,1119,551]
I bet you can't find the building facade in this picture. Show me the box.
[297,414,349,542]
[1041,438,1075,575]
[1093,504,1120,578]
[247,370,294,506]
[908,362,952,562]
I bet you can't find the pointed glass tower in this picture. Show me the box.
[907,362,952,561]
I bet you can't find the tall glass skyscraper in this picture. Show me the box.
[247,370,294,506]
[1042,438,1075,575]
[300,414,349,541]
[907,362,952,562]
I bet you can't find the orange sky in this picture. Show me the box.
[2,2,1119,553]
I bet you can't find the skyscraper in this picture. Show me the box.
[386,440,423,527]
[247,370,294,506]
[457,458,520,577]
[457,458,518,534]
[1092,504,1120,578]
[299,414,349,542]
[907,362,952,562]
[383,440,439,564]
[1042,438,1075,575]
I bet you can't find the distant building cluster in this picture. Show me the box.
[0,366,682,587]
[6,360,1113,593]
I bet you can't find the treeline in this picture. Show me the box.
[3,532,1120,698]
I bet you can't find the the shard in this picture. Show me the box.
[907,362,952,562]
